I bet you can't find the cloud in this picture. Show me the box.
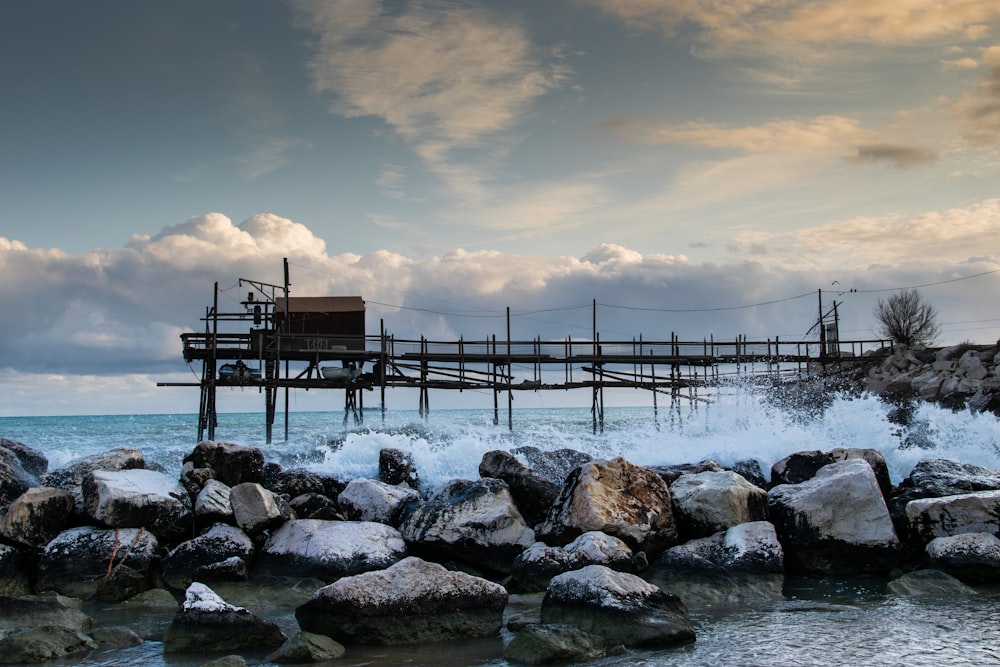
[601,115,937,167]
[941,57,980,70]
[727,199,1000,270]
[1,209,997,408]
[950,47,1000,144]
[580,0,1000,48]
[291,0,569,181]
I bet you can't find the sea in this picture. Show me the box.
[2,385,1000,666]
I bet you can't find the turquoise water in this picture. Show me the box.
[3,389,1000,665]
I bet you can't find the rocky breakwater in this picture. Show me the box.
[0,438,1000,664]
[866,341,1000,416]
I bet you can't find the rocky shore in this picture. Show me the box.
[1,434,999,665]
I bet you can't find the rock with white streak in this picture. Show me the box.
[655,521,783,574]
[768,458,900,573]
[163,582,286,653]
[194,479,234,526]
[229,482,293,537]
[162,523,255,590]
[295,556,507,645]
[40,448,145,513]
[82,468,192,541]
[257,519,406,582]
[541,564,695,648]
[925,532,1000,583]
[0,486,74,549]
[398,477,535,575]
[669,470,768,539]
[538,457,677,554]
[37,526,159,601]
[337,477,420,524]
[905,489,1000,544]
[509,531,634,592]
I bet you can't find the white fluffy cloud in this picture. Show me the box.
[0,209,997,416]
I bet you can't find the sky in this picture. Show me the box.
[1,0,999,417]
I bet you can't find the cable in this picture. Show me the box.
[599,290,815,313]
[851,269,1000,294]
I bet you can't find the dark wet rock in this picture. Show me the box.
[905,489,1000,545]
[669,470,768,539]
[378,447,420,489]
[653,521,783,574]
[0,544,31,596]
[230,482,294,538]
[886,568,978,597]
[338,477,420,524]
[0,626,97,664]
[398,477,535,575]
[768,459,901,574]
[194,479,234,527]
[82,469,192,541]
[0,439,47,506]
[287,492,342,520]
[538,457,677,555]
[257,519,406,582]
[163,582,286,653]
[0,593,92,633]
[648,460,725,486]
[770,448,891,497]
[541,564,695,648]
[202,656,247,667]
[90,625,144,648]
[925,532,1000,583]
[182,441,265,487]
[509,531,634,593]
[889,458,1000,523]
[295,556,508,645]
[0,438,47,479]
[40,448,145,511]
[479,450,560,527]
[512,446,592,486]
[268,468,346,500]
[162,524,255,590]
[504,623,607,664]
[37,526,159,601]
[265,631,346,664]
[0,486,74,549]
[731,459,767,489]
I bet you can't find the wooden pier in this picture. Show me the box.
[158,262,892,442]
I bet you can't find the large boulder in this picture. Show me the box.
[886,568,978,597]
[378,448,420,489]
[163,582,286,653]
[905,489,1000,544]
[40,448,145,511]
[768,458,900,573]
[0,626,97,663]
[509,531,634,593]
[82,469,192,541]
[0,486,74,549]
[770,448,891,497]
[537,457,677,555]
[182,441,265,487]
[504,623,607,664]
[295,556,508,645]
[925,532,1000,583]
[267,468,345,500]
[162,524,255,590]
[889,458,1000,522]
[654,521,784,574]
[669,470,768,539]
[541,565,695,648]
[479,450,561,526]
[194,478,235,527]
[0,545,31,596]
[0,593,92,633]
[0,439,47,506]
[257,519,406,582]
[398,477,535,575]
[511,446,592,486]
[265,631,346,664]
[37,526,159,601]
[229,482,293,538]
[337,477,420,524]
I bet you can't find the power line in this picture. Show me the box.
[850,268,1000,294]
[598,290,816,313]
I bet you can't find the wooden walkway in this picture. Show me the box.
[163,328,891,443]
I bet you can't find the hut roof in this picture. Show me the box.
[275,296,364,314]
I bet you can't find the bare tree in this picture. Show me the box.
[873,289,940,347]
